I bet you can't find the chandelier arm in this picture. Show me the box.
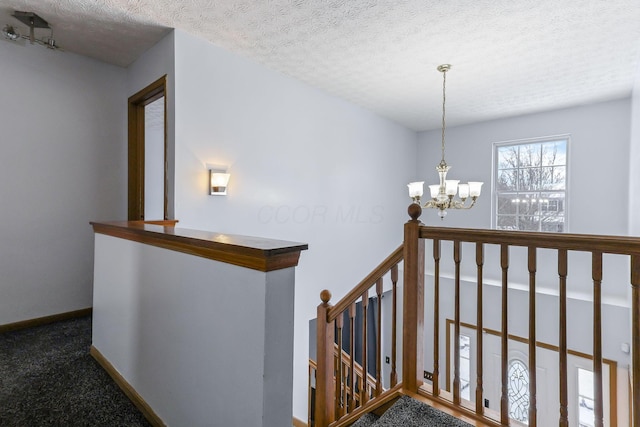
[447,197,479,210]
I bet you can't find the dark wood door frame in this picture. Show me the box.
[128,75,168,220]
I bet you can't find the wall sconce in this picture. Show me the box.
[209,169,230,196]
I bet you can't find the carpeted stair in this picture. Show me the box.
[351,395,473,427]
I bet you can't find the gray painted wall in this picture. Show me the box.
[92,234,296,426]
[169,29,418,419]
[629,61,640,236]
[0,41,127,324]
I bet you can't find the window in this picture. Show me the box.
[494,137,568,232]
[508,359,530,424]
[578,368,595,427]
[459,335,471,400]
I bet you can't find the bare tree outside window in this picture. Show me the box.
[494,137,568,232]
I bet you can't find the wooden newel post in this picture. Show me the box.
[316,290,335,427]
[402,204,425,392]
[631,255,640,427]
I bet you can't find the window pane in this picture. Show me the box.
[540,166,566,190]
[539,193,565,232]
[497,169,518,191]
[459,335,470,401]
[461,379,470,401]
[508,360,530,424]
[518,215,539,231]
[460,335,470,359]
[498,146,519,169]
[541,140,567,166]
[579,397,595,427]
[578,369,594,399]
[578,368,595,427]
[497,195,518,215]
[518,167,541,191]
[497,215,517,230]
[518,144,542,168]
[541,217,564,232]
[539,193,565,213]
[516,195,540,217]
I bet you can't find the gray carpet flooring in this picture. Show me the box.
[0,316,151,427]
[352,396,473,427]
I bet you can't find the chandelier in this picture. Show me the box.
[407,64,483,219]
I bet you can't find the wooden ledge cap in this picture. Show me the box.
[91,221,308,272]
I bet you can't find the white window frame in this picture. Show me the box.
[492,135,570,232]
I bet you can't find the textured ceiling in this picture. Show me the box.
[2,0,640,131]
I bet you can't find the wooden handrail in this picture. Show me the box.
[420,226,640,254]
[327,245,403,322]
[91,221,308,272]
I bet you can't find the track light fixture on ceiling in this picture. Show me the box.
[407,64,483,219]
[2,11,62,51]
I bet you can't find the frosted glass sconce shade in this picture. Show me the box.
[445,180,459,196]
[429,185,440,199]
[458,184,470,199]
[209,170,230,195]
[407,181,424,204]
[408,181,424,197]
[468,182,483,197]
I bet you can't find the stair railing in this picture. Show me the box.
[316,203,640,427]
[408,204,640,427]
[316,245,403,426]
[309,345,380,424]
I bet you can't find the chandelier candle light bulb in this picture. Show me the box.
[407,64,483,219]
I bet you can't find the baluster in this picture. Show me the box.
[334,352,339,405]
[558,249,569,427]
[453,240,461,405]
[316,290,335,427]
[500,244,509,425]
[349,302,357,411]
[592,251,604,427]
[335,312,344,420]
[361,290,369,405]
[631,254,640,425]
[402,218,425,392]
[309,363,315,427]
[342,352,348,417]
[433,239,441,396]
[528,246,537,427]
[376,278,383,396]
[391,264,399,387]
[476,242,484,416]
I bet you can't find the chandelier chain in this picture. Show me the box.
[441,67,447,164]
